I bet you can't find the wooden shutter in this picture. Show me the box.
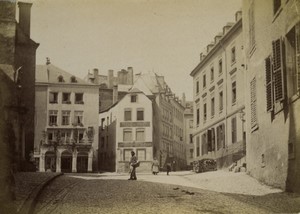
[265,57,273,111]
[211,128,215,151]
[250,77,257,128]
[296,23,300,90]
[272,38,285,102]
[207,130,212,152]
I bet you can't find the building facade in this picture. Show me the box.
[34,62,99,172]
[190,11,246,169]
[99,88,153,173]
[184,101,194,168]
[243,0,300,192]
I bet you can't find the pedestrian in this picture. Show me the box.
[151,157,159,175]
[128,151,138,180]
[166,162,171,175]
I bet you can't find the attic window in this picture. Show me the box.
[58,75,64,82]
[71,76,77,83]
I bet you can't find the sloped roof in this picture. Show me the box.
[0,64,15,81]
[36,64,92,85]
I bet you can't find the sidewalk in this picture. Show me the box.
[14,172,62,214]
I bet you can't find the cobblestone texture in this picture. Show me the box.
[33,174,300,214]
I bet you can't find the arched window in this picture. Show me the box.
[58,75,64,82]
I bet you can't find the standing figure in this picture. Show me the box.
[151,157,159,175]
[128,151,138,180]
[166,162,172,175]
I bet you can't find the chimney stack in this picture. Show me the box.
[127,67,133,85]
[108,69,114,89]
[235,11,242,21]
[207,42,214,53]
[93,68,99,84]
[112,84,118,104]
[18,2,32,37]
[182,93,186,107]
[223,23,234,35]
[214,33,223,44]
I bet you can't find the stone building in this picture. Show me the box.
[190,11,246,169]
[0,0,39,168]
[242,0,300,192]
[85,67,133,112]
[183,101,194,168]
[34,61,99,172]
[99,88,153,173]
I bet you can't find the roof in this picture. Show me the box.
[36,64,92,85]
[0,64,15,81]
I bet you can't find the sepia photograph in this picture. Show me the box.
[0,0,300,213]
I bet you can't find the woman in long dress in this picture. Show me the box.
[151,157,159,175]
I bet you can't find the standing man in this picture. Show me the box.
[128,151,138,180]
[166,162,172,176]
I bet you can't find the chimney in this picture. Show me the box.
[127,67,133,85]
[18,2,32,37]
[112,84,118,104]
[108,69,114,89]
[200,53,203,62]
[93,68,99,84]
[182,93,186,107]
[235,11,242,21]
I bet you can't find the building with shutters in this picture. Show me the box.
[98,88,153,173]
[183,101,194,168]
[190,11,246,169]
[34,61,99,173]
[242,0,300,192]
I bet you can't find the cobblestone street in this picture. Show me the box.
[33,173,300,214]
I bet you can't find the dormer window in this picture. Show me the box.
[71,76,77,83]
[58,75,64,82]
[131,95,137,103]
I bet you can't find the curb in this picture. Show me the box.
[18,173,64,214]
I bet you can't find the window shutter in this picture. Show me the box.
[265,57,273,111]
[272,38,285,102]
[250,77,257,128]
[296,23,300,91]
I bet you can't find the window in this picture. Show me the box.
[61,130,71,143]
[248,1,255,53]
[131,95,137,103]
[49,92,58,104]
[75,93,84,104]
[101,118,105,128]
[250,77,258,129]
[70,76,77,83]
[190,149,194,158]
[48,131,54,141]
[74,111,83,125]
[62,111,70,125]
[231,47,236,64]
[58,75,64,82]
[137,149,146,160]
[203,103,207,122]
[123,129,132,141]
[136,129,145,141]
[137,109,144,121]
[210,66,214,82]
[49,110,58,126]
[231,117,237,143]
[203,74,206,88]
[124,109,132,121]
[196,80,199,94]
[189,134,193,144]
[196,136,200,156]
[211,97,215,117]
[196,108,200,126]
[189,120,193,128]
[273,0,281,15]
[272,38,285,102]
[219,59,223,74]
[219,91,223,112]
[232,81,237,104]
[62,93,71,104]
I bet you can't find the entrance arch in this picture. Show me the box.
[61,150,72,173]
[45,151,56,172]
[77,152,88,173]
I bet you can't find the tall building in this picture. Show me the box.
[183,101,194,168]
[99,88,153,172]
[190,11,246,169]
[242,0,300,192]
[34,61,99,172]
[0,0,39,167]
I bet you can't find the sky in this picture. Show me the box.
[27,0,242,100]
